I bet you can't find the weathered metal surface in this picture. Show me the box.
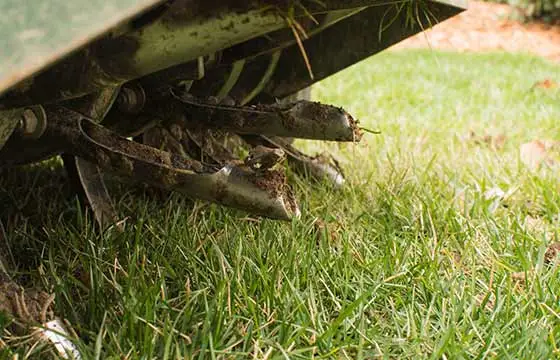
[0,0,467,224]
[433,0,468,9]
[130,6,286,82]
[220,8,364,65]
[175,93,362,141]
[288,150,346,187]
[0,0,165,97]
[0,0,466,110]
[272,137,345,188]
[177,1,465,105]
[74,157,119,229]
[61,88,121,121]
[18,106,47,139]
[262,1,465,99]
[0,2,288,109]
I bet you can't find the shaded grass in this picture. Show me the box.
[1,49,560,358]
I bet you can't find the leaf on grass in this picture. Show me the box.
[312,217,341,248]
[34,319,82,359]
[520,140,557,169]
[483,186,518,213]
[544,242,560,264]
[483,187,505,200]
[524,215,548,233]
[532,79,558,90]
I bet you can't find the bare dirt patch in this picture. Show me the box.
[392,1,560,63]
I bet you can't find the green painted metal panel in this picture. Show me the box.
[0,0,164,95]
[434,0,468,9]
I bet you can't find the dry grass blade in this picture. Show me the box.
[274,1,318,80]
[296,1,320,25]
[287,17,315,80]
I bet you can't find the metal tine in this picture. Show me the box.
[46,106,300,220]
[74,157,120,229]
[61,88,121,231]
[172,90,363,142]
[141,113,239,166]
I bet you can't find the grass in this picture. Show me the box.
[1,49,560,358]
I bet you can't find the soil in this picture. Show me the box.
[251,169,287,197]
[392,1,560,63]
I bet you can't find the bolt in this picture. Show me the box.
[116,84,146,114]
[19,106,47,139]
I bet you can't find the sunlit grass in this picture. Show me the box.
[1,49,560,358]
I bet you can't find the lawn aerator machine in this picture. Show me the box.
[0,0,465,339]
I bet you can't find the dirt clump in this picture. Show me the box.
[250,169,287,197]
[0,273,55,329]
